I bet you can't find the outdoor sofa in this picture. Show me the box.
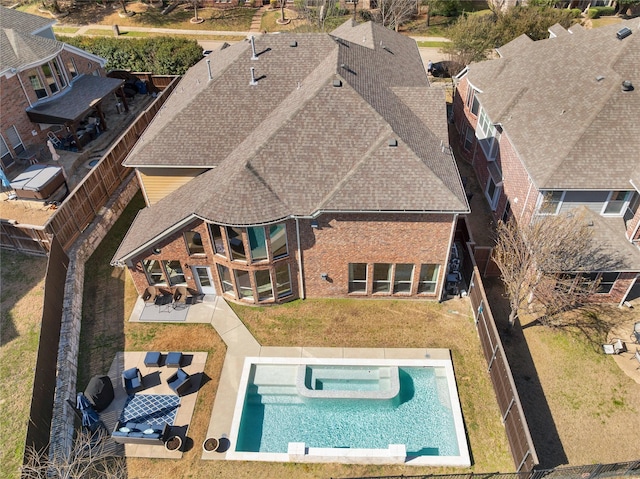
[111,420,168,445]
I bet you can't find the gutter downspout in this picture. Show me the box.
[440,213,458,301]
[521,179,534,222]
[295,217,305,299]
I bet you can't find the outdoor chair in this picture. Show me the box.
[142,286,157,304]
[167,368,193,396]
[634,349,640,370]
[122,367,144,395]
[173,286,189,310]
[602,339,626,355]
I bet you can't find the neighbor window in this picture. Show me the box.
[597,272,619,294]
[227,226,246,261]
[248,226,268,262]
[209,224,225,255]
[0,135,14,170]
[42,63,59,94]
[28,69,47,99]
[52,59,66,89]
[476,108,499,160]
[184,231,205,255]
[235,270,253,300]
[255,270,273,301]
[269,223,288,258]
[348,263,367,293]
[372,263,392,293]
[418,264,440,294]
[539,191,564,215]
[463,125,474,152]
[603,191,631,215]
[143,259,166,285]
[163,260,185,286]
[275,264,292,298]
[485,175,501,210]
[66,57,78,78]
[393,264,414,294]
[466,86,480,116]
[218,264,234,296]
[5,126,24,155]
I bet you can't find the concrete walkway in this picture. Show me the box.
[249,5,270,33]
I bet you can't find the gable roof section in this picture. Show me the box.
[0,27,63,73]
[112,22,467,263]
[466,20,640,190]
[0,6,54,36]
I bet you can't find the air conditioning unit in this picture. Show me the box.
[616,27,632,40]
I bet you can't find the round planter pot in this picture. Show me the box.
[202,437,219,453]
[165,435,182,452]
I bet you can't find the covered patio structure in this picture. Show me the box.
[26,75,128,152]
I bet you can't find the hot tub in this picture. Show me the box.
[10,165,67,201]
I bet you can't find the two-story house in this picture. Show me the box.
[453,20,640,305]
[0,7,125,173]
[111,21,469,305]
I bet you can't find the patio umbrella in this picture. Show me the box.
[0,169,9,188]
[47,139,60,162]
[76,392,100,428]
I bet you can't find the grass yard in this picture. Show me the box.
[0,251,47,478]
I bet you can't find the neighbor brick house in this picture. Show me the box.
[453,20,640,304]
[0,7,124,172]
[112,21,469,305]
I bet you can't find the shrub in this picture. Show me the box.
[569,8,582,17]
[60,36,202,75]
[588,6,616,18]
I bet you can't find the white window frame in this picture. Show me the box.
[348,263,368,294]
[537,191,565,215]
[0,135,15,169]
[476,108,499,160]
[463,125,474,152]
[393,264,414,294]
[485,175,502,211]
[417,264,440,294]
[601,191,632,216]
[596,272,619,294]
[5,126,24,156]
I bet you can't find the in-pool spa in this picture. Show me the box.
[227,357,470,466]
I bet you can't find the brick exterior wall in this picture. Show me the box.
[0,49,105,172]
[128,218,300,303]
[453,76,638,304]
[299,213,454,298]
[126,212,455,303]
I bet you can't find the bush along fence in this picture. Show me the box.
[331,458,640,479]
[0,75,179,255]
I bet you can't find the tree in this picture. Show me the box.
[444,6,578,65]
[22,429,126,479]
[294,0,339,32]
[492,211,621,328]
[378,0,417,31]
[616,0,640,15]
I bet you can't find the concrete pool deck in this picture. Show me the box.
[199,298,460,464]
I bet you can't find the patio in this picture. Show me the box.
[607,318,640,385]
[98,350,208,459]
[128,294,221,324]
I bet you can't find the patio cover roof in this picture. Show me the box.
[26,75,124,124]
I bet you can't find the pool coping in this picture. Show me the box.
[222,351,471,467]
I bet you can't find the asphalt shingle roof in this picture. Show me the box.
[113,21,467,263]
[467,20,640,190]
[0,7,60,73]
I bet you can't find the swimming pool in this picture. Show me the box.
[227,357,470,466]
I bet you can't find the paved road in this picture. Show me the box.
[67,24,450,63]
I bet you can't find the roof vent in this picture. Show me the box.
[616,27,632,40]
[250,35,258,60]
[290,40,298,47]
[250,67,258,86]
[622,80,634,92]
[388,138,398,147]
[206,59,212,81]
[333,79,342,87]
[596,75,605,82]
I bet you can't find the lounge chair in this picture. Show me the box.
[602,339,626,355]
[173,286,189,309]
[634,349,640,370]
[142,286,157,304]
[122,367,144,395]
[167,368,193,396]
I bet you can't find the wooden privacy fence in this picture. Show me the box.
[24,237,69,453]
[463,242,538,471]
[0,75,180,255]
[46,76,179,252]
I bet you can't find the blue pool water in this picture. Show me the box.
[236,366,460,457]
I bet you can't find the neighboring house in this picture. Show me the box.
[453,20,640,305]
[0,7,125,172]
[111,21,469,305]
